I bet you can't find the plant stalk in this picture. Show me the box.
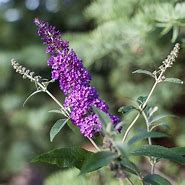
[142,110,156,174]
[87,137,101,151]
[122,69,164,143]
[26,72,70,118]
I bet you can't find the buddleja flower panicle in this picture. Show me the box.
[11,59,38,82]
[153,43,180,82]
[160,43,180,69]
[11,59,54,92]
[34,18,69,55]
[34,18,120,137]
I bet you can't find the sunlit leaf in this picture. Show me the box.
[164,78,183,84]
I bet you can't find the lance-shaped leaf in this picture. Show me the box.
[132,69,155,78]
[118,105,138,115]
[150,122,170,131]
[149,114,177,124]
[164,78,183,84]
[80,151,116,174]
[137,96,148,106]
[50,119,69,142]
[93,106,112,131]
[120,158,140,176]
[144,174,172,185]
[169,147,185,156]
[23,90,43,107]
[130,145,185,164]
[171,26,179,43]
[128,131,169,145]
[93,106,112,125]
[67,120,81,135]
[32,147,93,169]
[48,109,64,115]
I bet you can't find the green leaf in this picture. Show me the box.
[160,24,172,36]
[93,106,112,131]
[118,105,137,115]
[132,69,155,78]
[150,122,170,131]
[115,143,130,158]
[120,158,140,176]
[131,145,185,164]
[50,119,69,142]
[164,78,183,84]
[137,96,148,106]
[23,90,43,107]
[144,174,172,185]
[93,106,112,125]
[67,120,81,135]
[80,151,116,174]
[169,147,185,156]
[128,131,169,145]
[149,114,177,124]
[48,109,64,115]
[32,147,93,169]
[171,26,179,43]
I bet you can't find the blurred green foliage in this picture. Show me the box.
[44,168,139,185]
[67,0,185,108]
[0,0,90,182]
[1,0,185,184]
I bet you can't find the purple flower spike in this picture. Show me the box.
[34,18,120,137]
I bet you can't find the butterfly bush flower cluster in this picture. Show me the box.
[34,18,120,137]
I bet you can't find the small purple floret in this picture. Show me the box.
[34,18,120,137]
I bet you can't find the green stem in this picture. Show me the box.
[26,73,70,118]
[122,81,157,143]
[141,110,152,145]
[151,162,155,174]
[122,113,140,143]
[87,137,101,151]
[142,110,156,174]
[122,69,164,143]
[45,89,69,117]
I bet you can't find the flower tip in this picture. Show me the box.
[175,43,180,48]
[34,18,41,26]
